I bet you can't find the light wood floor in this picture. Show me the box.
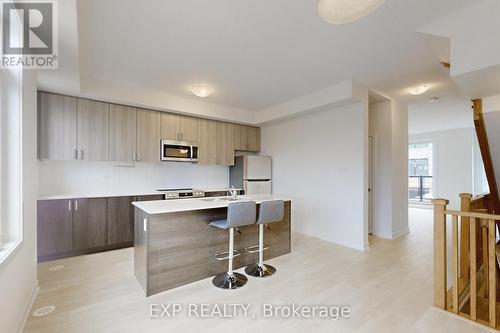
[24,208,493,333]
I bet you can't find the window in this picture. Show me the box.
[0,64,23,264]
[408,142,434,202]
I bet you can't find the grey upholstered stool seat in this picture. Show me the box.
[209,201,257,289]
[245,200,284,278]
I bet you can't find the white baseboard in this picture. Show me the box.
[16,280,39,333]
[392,227,410,239]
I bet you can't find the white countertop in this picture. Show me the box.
[132,195,291,215]
[38,188,242,200]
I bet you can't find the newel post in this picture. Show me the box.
[432,198,449,309]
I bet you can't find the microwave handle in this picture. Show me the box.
[190,146,194,160]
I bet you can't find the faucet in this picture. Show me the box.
[228,186,237,200]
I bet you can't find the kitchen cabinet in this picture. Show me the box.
[107,195,163,245]
[37,200,74,257]
[180,116,199,143]
[107,196,135,245]
[137,109,161,163]
[218,122,235,166]
[198,119,219,165]
[37,194,164,262]
[73,198,108,250]
[160,113,199,143]
[109,104,137,162]
[234,124,260,152]
[77,99,109,161]
[160,112,180,141]
[247,126,261,152]
[38,92,78,160]
[38,92,261,165]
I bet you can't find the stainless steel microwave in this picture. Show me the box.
[160,140,199,162]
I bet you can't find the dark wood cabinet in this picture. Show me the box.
[38,194,165,262]
[37,200,74,257]
[73,198,108,250]
[107,195,163,245]
[107,196,134,245]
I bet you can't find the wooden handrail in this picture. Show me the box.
[444,210,500,220]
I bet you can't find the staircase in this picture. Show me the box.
[431,98,500,330]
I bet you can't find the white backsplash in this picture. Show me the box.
[38,160,229,196]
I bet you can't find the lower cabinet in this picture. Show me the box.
[73,198,108,250]
[37,194,164,262]
[107,196,134,245]
[37,200,74,258]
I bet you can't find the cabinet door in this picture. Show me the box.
[234,124,247,151]
[160,112,181,141]
[180,116,199,143]
[218,122,235,166]
[77,99,109,161]
[73,198,108,250]
[37,200,74,258]
[198,119,219,165]
[137,109,160,163]
[38,92,77,160]
[107,196,134,245]
[247,126,261,152]
[109,105,137,162]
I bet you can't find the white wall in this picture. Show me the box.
[261,102,368,251]
[369,101,409,239]
[38,161,229,197]
[410,128,474,210]
[0,70,39,333]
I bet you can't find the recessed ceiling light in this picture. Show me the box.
[189,84,215,98]
[318,0,385,25]
[408,85,430,96]
[430,97,440,103]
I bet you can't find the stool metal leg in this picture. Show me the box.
[245,224,276,277]
[213,228,248,289]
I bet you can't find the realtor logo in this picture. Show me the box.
[1,0,58,68]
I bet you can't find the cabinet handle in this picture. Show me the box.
[79,149,84,160]
[74,149,78,160]
[68,200,72,211]
[74,200,78,211]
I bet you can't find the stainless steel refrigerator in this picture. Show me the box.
[230,155,272,194]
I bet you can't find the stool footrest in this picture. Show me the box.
[213,250,241,261]
[245,244,269,254]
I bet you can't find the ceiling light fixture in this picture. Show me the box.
[189,84,215,98]
[318,0,385,25]
[407,85,430,96]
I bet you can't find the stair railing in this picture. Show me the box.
[433,196,498,329]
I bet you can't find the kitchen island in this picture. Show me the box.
[132,195,291,296]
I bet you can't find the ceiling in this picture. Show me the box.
[65,0,479,112]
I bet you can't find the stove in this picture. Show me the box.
[157,188,205,200]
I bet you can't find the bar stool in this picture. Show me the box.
[210,201,257,289]
[245,200,284,278]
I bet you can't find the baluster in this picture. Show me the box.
[488,219,496,328]
[470,217,477,321]
[452,215,459,314]
[483,220,490,298]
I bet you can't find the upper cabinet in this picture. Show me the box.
[38,92,260,165]
[38,92,78,160]
[234,124,260,152]
[137,109,160,163]
[160,113,199,143]
[218,122,235,166]
[109,104,137,162]
[77,99,109,161]
[198,119,219,165]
